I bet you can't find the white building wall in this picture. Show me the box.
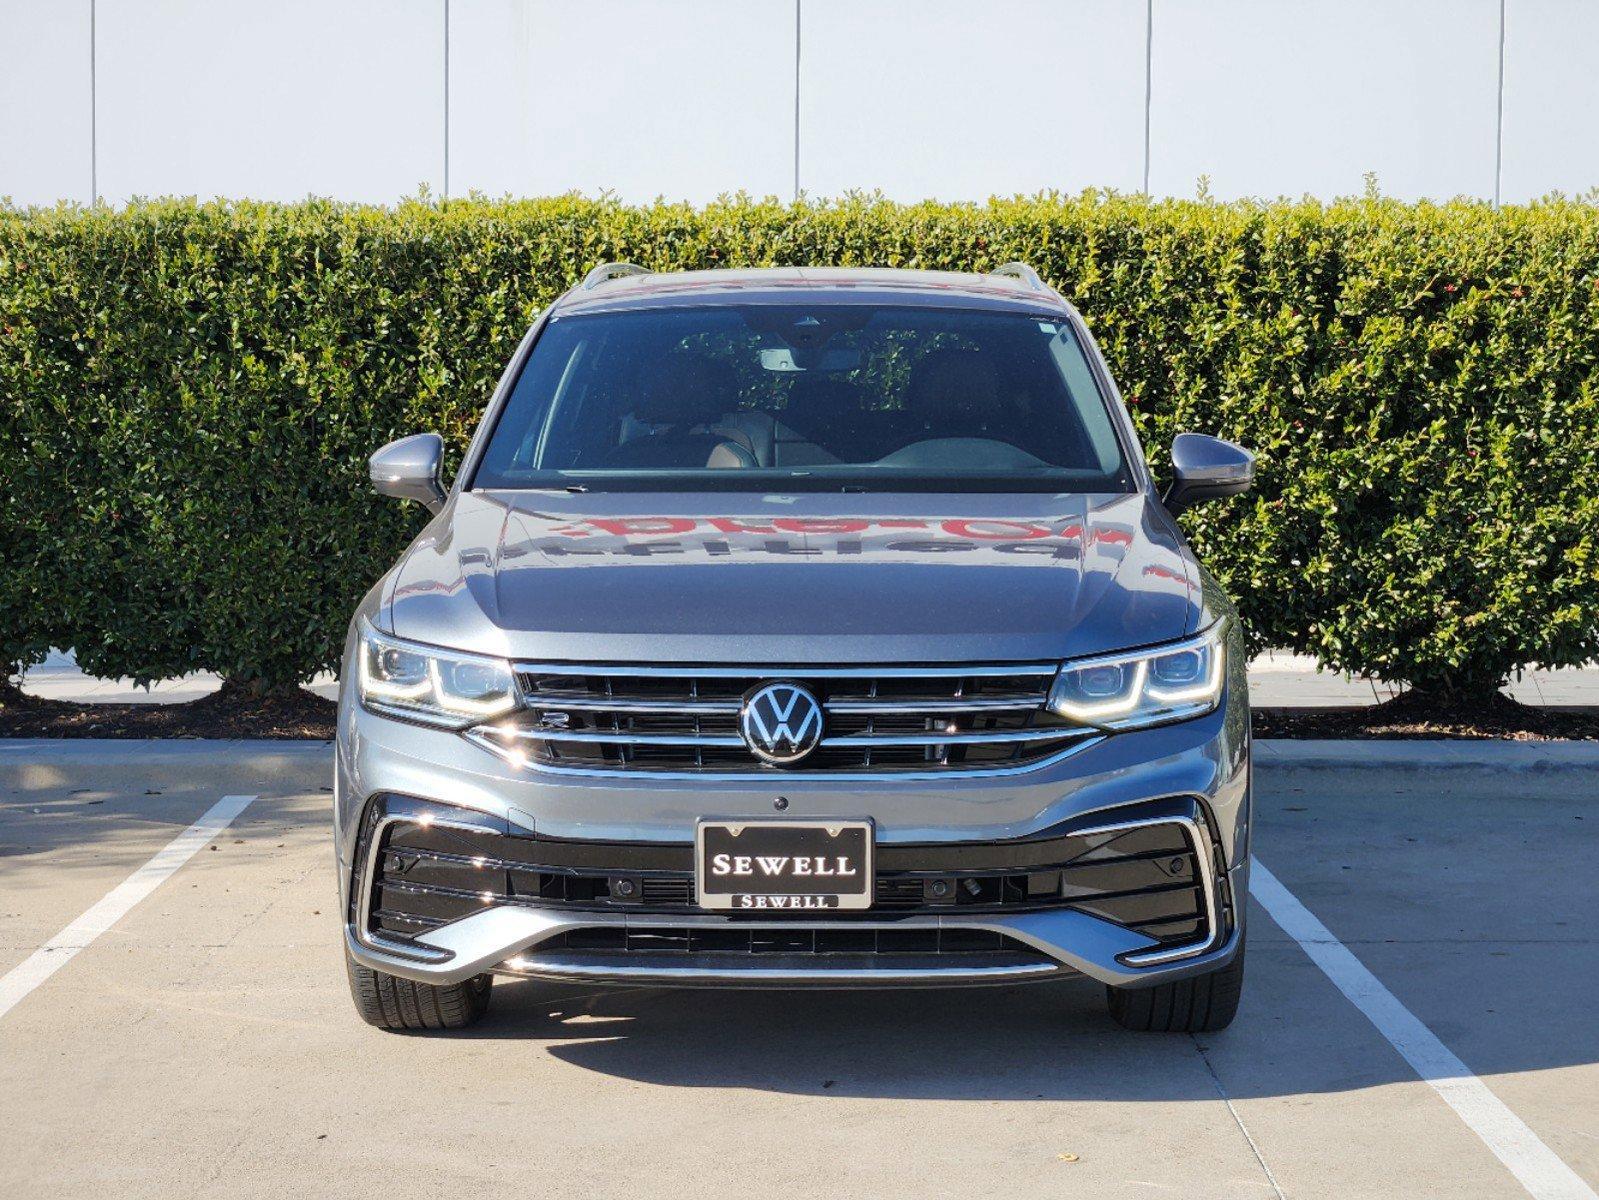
[93,0,445,205]
[799,0,1147,199]
[2,0,1597,209]
[0,0,93,207]
[1500,0,1599,202]
[450,0,794,202]
[1149,0,1502,202]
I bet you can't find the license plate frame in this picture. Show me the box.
[695,819,875,911]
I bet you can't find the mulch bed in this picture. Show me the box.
[1253,690,1597,741]
[0,682,336,740]
[1,681,1592,741]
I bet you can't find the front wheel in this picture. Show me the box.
[1105,938,1245,1033]
[345,952,492,1031]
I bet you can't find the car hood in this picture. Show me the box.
[383,491,1201,663]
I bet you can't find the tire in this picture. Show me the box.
[345,952,492,1032]
[1105,938,1245,1033]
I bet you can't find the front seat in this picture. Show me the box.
[904,347,1014,439]
[782,377,858,446]
[601,355,757,469]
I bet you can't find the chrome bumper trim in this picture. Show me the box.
[353,811,494,963]
[345,884,1242,991]
[494,952,1063,989]
[1078,811,1224,967]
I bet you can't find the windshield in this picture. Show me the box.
[472,304,1133,492]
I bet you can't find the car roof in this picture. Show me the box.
[551,266,1080,319]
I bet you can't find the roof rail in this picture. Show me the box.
[990,261,1048,292]
[581,261,649,290]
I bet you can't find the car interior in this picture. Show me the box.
[476,305,1126,483]
[591,345,1095,471]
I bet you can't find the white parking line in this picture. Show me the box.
[0,793,257,1023]
[1252,857,1597,1200]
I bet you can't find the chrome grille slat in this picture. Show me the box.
[495,729,746,747]
[492,727,1084,748]
[822,697,1049,714]
[524,696,1045,715]
[525,697,743,715]
[516,662,1059,679]
[821,729,1091,747]
[484,661,1085,776]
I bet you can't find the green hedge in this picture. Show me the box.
[2,193,1597,697]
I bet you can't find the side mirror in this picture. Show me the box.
[370,433,446,513]
[1163,433,1254,516]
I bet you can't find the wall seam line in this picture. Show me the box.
[1142,0,1153,194]
[1493,0,1506,207]
[89,0,97,205]
[443,0,451,201]
[793,0,802,202]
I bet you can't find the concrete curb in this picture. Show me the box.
[0,737,329,761]
[1,736,1595,772]
[0,738,332,793]
[1255,738,1599,769]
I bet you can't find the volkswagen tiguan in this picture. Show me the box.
[338,263,1255,1032]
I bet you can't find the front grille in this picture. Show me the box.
[363,807,1213,952]
[470,662,1089,774]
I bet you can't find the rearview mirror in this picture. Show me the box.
[1163,433,1254,516]
[370,432,446,513]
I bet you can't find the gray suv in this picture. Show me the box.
[337,263,1254,1033]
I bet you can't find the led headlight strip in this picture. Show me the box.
[1048,622,1227,731]
[357,618,519,729]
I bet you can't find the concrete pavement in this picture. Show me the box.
[0,742,1595,1198]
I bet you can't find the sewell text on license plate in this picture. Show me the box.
[696,819,874,911]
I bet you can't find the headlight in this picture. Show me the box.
[357,619,519,729]
[1047,623,1226,731]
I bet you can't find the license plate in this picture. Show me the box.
[695,819,874,911]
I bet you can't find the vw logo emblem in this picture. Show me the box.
[739,682,825,765]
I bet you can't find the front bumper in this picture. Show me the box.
[341,792,1247,990]
[344,886,1246,989]
[337,669,1251,991]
